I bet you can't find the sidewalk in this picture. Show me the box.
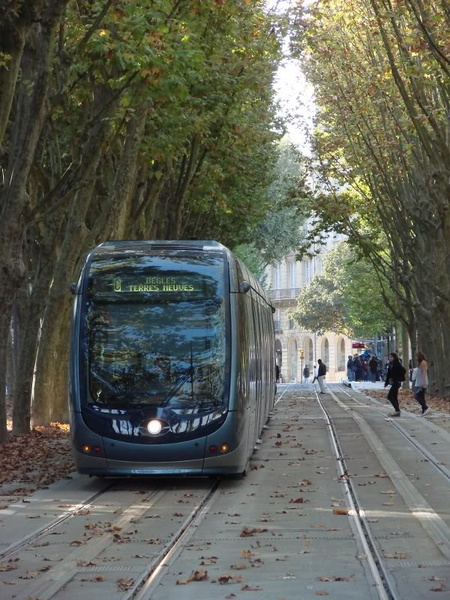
[340,379,386,390]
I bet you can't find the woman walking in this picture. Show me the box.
[384,352,406,417]
[414,350,430,416]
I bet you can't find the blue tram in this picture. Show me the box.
[69,241,276,476]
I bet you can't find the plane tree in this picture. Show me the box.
[0,0,286,435]
[299,0,450,395]
[290,241,395,338]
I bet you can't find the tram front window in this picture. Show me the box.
[84,253,227,411]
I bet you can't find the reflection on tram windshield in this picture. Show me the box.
[87,299,225,409]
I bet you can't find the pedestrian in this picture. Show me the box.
[414,350,430,416]
[346,355,354,381]
[312,364,318,384]
[353,354,362,381]
[317,358,327,393]
[303,365,310,384]
[369,355,378,383]
[384,352,406,417]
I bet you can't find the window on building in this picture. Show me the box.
[289,261,296,288]
[322,338,329,366]
[273,264,281,289]
[305,260,311,283]
[337,338,346,371]
[306,337,313,364]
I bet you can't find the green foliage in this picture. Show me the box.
[290,242,395,337]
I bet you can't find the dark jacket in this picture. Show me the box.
[385,360,405,386]
[369,357,378,373]
[318,362,326,376]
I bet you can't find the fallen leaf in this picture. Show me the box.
[240,527,268,537]
[0,561,19,572]
[430,584,447,592]
[241,584,262,590]
[317,576,352,582]
[200,556,218,565]
[20,571,40,579]
[216,574,244,585]
[177,570,209,584]
[333,508,349,515]
[117,578,134,591]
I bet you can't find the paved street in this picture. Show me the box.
[1,383,449,599]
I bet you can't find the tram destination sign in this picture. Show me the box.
[91,274,206,297]
[113,276,197,293]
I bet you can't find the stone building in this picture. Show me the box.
[267,234,353,383]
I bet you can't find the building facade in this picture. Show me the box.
[268,234,353,383]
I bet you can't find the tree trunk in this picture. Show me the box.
[0,313,9,441]
[33,95,114,423]
[401,323,410,391]
[0,2,68,431]
[12,243,57,431]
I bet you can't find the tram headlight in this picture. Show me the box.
[147,420,163,435]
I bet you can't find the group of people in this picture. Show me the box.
[278,349,430,417]
[384,350,429,417]
[347,353,383,382]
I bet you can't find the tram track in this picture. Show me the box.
[3,479,221,600]
[316,390,396,600]
[128,479,222,600]
[338,384,450,482]
[316,384,450,599]
[0,480,117,560]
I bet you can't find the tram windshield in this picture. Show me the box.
[84,251,227,411]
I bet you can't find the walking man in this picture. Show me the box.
[317,359,327,394]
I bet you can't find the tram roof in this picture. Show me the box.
[92,240,227,256]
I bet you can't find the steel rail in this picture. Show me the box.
[127,479,222,600]
[338,385,450,482]
[0,480,116,560]
[315,389,397,600]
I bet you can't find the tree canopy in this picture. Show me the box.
[0,0,289,438]
[290,241,395,338]
[297,0,450,395]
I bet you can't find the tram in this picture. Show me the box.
[69,240,276,476]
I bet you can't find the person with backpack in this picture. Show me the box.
[384,352,406,417]
[317,358,327,393]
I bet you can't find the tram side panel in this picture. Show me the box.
[203,288,256,475]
